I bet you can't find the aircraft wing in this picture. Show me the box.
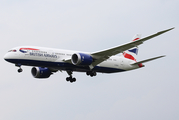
[89,28,174,69]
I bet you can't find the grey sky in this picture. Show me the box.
[0,0,178,120]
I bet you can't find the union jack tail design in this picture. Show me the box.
[123,34,142,61]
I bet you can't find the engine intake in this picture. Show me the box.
[71,53,93,66]
[31,67,52,78]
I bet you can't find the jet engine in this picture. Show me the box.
[31,67,52,78]
[71,53,93,66]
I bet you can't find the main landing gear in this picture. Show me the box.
[86,71,97,77]
[66,71,97,83]
[66,71,76,83]
[15,64,23,73]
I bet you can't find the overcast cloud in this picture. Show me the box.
[0,0,178,120]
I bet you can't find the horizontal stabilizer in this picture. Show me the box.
[131,55,165,65]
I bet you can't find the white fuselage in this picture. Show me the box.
[4,46,139,73]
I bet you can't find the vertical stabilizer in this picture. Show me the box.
[123,34,142,61]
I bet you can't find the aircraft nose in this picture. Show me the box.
[4,53,9,61]
[4,53,12,62]
[4,52,18,64]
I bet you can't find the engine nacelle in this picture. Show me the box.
[71,53,93,66]
[31,67,52,78]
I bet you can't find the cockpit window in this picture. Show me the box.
[8,50,17,52]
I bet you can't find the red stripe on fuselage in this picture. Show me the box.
[20,48,39,50]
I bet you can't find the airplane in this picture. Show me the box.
[4,28,174,83]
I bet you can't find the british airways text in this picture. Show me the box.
[29,52,57,58]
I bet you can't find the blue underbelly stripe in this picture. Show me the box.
[5,59,125,73]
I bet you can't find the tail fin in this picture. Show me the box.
[123,34,142,61]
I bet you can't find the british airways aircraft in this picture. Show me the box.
[4,28,174,82]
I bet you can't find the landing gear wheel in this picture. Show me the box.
[72,78,76,82]
[86,72,90,76]
[66,71,76,83]
[90,74,94,77]
[66,77,76,83]
[86,71,97,77]
[18,68,23,73]
[70,78,73,83]
[66,77,70,81]
[70,77,76,83]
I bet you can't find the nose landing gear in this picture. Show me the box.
[18,68,23,73]
[15,64,23,73]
